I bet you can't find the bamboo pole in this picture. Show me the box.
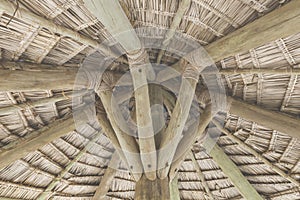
[203,136,264,200]
[0,0,122,61]
[92,153,120,200]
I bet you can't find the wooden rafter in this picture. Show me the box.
[0,112,78,170]
[156,0,191,63]
[85,0,157,180]
[157,0,300,82]
[0,0,121,61]
[37,131,104,200]
[205,0,300,62]
[189,151,215,200]
[202,136,264,200]
[92,153,120,200]
[0,61,79,91]
[212,119,300,187]
[228,97,300,139]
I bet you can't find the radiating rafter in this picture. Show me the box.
[0,105,90,170]
[212,119,300,187]
[227,96,300,139]
[157,0,300,82]
[202,136,264,200]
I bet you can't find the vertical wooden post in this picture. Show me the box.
[135,175,170,200]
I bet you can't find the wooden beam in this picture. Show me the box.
[0,68,77,91]
[85,0,157,179]
[169,174,180,200]
[205,0,300,62]
[157,0,300,81]
[169,105,212,179]
[202,136,263,200]
[228,97,300,139]
[96,108,130,172]
[0,0,121,60]
[156,0,191,63]
[212,119,300,187]
[189,151,215,200]
[158,64,200,179]
[37,131,104,200]
[128,51,157,180]
[0,107,89,170]
[96,78,143,181]
[135,175,170,200]
[92,153,120,200]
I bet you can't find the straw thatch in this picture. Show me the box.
[0,0,299,199]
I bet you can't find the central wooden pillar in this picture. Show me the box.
[135,175,170,200]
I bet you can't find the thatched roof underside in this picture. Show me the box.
[0,0,299,199]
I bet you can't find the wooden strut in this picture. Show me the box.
[37,131,104,200]
[0,0,124,62]
[157,63,200,179]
